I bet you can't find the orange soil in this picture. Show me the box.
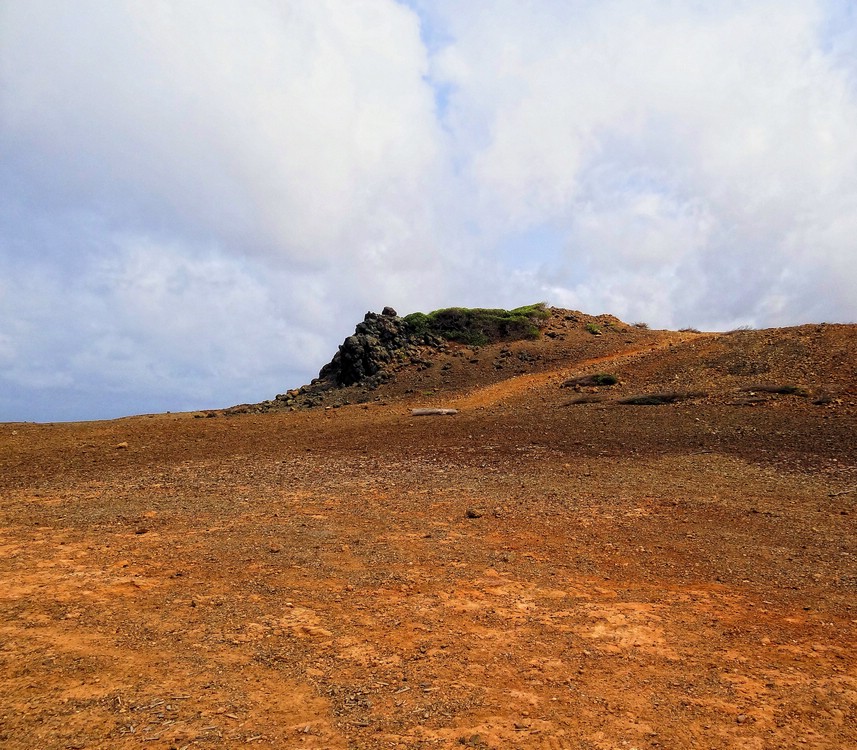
[1,318,855,749]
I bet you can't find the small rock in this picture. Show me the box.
[465,508,483,519]
[736,714,748,724]
[115,441,129,449]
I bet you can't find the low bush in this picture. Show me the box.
[403,303,549,346]
[563,395,604,405]
[740,384,808,396]
[561,373,618,388]
[618,392,706,405]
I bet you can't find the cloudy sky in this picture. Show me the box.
[2,0,856,422]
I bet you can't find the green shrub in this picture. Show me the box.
[403,303,549,345]
[404,311,430,336]
[586,322,601,335]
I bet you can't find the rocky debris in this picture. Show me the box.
[410,408,458,416]
[227,309,448,415]
[319,310,444,388]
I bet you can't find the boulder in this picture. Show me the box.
[318,309,415,387]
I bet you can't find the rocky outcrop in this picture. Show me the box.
[237,303,550,414]
[248,308,445,412]
[318,308,397,386]
[316,307,445,387]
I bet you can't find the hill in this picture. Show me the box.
[231,305,855,416]
[0,307,855,749]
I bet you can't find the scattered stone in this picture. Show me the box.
[465,508,483,519]
[411,408,458,416]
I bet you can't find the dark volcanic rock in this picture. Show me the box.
[319,311,428,387]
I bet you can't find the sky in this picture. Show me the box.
[1,0,856,422]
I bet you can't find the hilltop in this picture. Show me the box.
[230,304,855,416]
[1,306,855,749]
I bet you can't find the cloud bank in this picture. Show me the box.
[1,0,856,420]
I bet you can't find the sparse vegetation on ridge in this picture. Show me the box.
[403,303,550,347]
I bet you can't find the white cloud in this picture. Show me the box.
[1,0,448,269]
[2,0,857,420]
[424,0,857,327]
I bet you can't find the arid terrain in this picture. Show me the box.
[1,309,855,749]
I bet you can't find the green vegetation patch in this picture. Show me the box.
[404,303,550,346]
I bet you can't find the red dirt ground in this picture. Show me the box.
[1,312,855,749]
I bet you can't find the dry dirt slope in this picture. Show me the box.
[1,314,855,749]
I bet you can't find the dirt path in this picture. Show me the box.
[451,334,707,409]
